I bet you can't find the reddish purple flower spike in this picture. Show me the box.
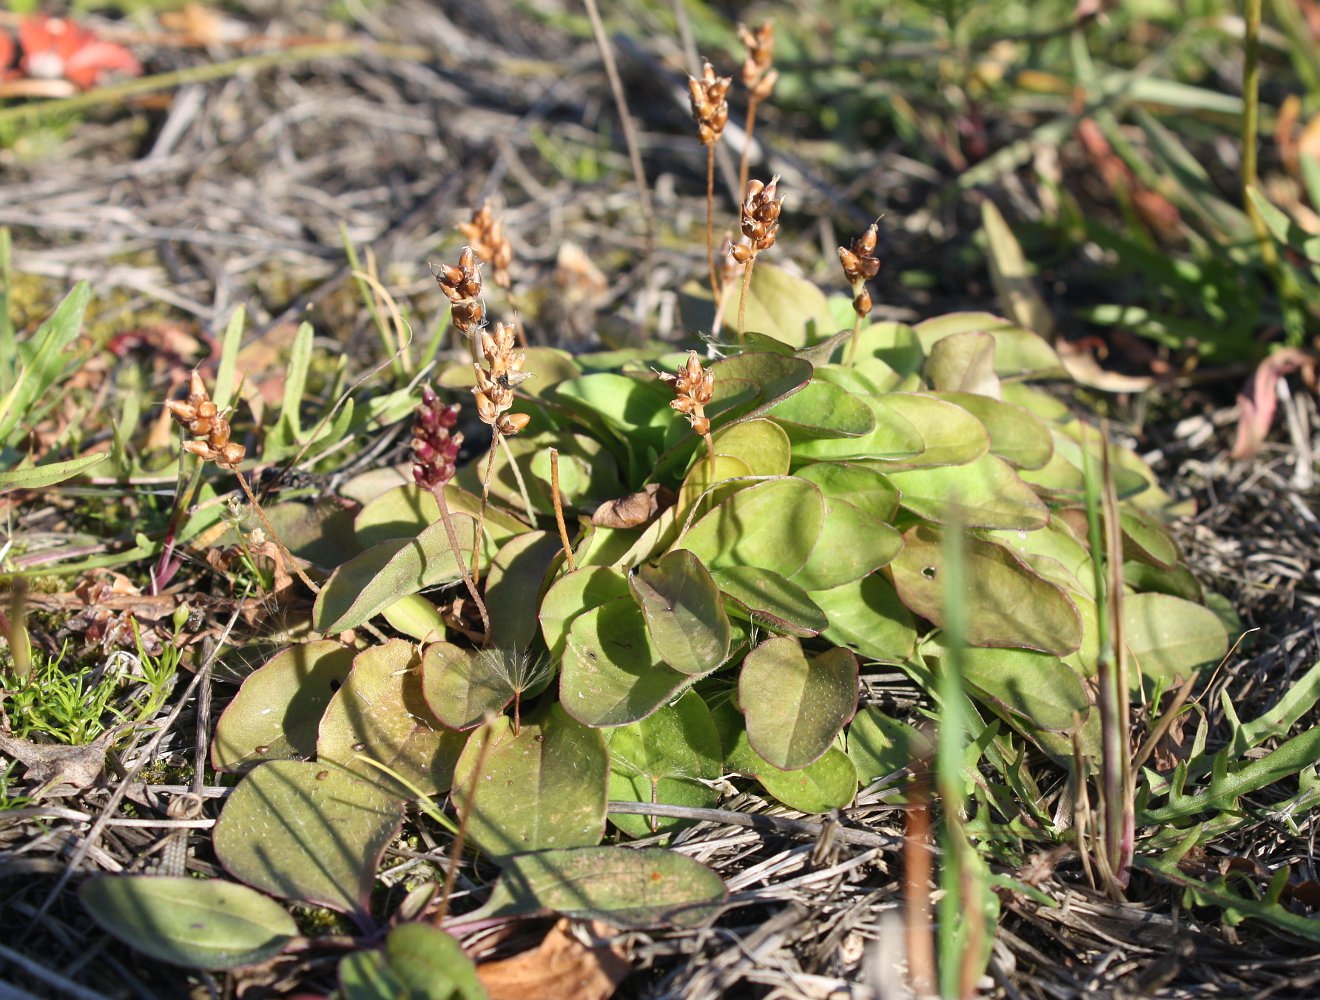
[411,386,463,491]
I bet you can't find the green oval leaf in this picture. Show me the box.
[935,391,1054,470]
[561,596,693,726]
[924,330,1000,397]
[913,312,1063,378]
[80,876,297,970]
[815,572,917,663]
[355,483,525,549]
[847,707,924,784]
[485,530,562,650]
[789,498,902,591]
[794,462,900,521]
[339,924,484,1000]
[421,643,516,731]
[788,393,924,462]
[1124,593,1228,686]
[313,517,480,634]
[886,454,1049,530]
[214,761,403,928]
[768,379,876,438]
[712,566,828,637]
[681,476,824,578]
[849,320,924,376]
[451,706,608,861]
[702,351,814,427]
[0,452,107,492]
[607,690,723,838]
[212,640,355,773]
[717,262,837,346]
[318,640,466,798]
[474,846,727,929]
[871,393,989,469]
[891,525,1082,655]
[740,637,858,770]
[539,565,631,661]
[630,550,732,675]
[380,593,447,643]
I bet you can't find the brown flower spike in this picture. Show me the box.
[659,351,715,436]
[433,247,485,335]
[472,321,531,437]
[839,223,881,317]
[688,61,731,147]
[166,372,245,468]
[459,204,514,291]
[738,21,777,102]
[732,176,783,264]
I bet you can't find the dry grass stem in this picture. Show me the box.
[736,21,777,197]
[688,61,731,306]
[549,447,577,573]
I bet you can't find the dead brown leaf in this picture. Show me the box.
[0,729,115,796]
[590,483,676,529]
[477,919,629,1000]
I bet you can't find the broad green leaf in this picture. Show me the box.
[1000,381,1071,422]
[451,706,608,861]
[924,330,1000,397]
[380,594,446,643]
[847,707,924,783]
[607,691,723,838]
[891,525,1082,655]
[212,641,355,773]
[313,517,480,634]
[913,313,1063,378]
[740,638,858,770]
[80,876,297,970]
[795,462,900,521]
[1123,561,1203,604]
[339,924,484,1000]
[681,476,824,578]
[717,262,838,346]
[815,572,917,663]
[945,643,1091,734]
[318,640,466,797]
[421,643,516,731]
[214,761,402,928]
[1119,509,1179,569]
[768,379,875,438]
[630,550,732,675]
[472,846,727,929]
[849,320,924,376]
[709,417,792,476]
[0,452,107,492]
[713,566,828,637]
[539,565,631,661]
[987,522,1094,598]
[981,200,1056,340]
[550,372,673,448]
[703,351,814,426]
[935,392,1053,470]
[788,393,925,462]
[437,346,580,396]
[887,454,1048,530]
[871,392,989,468]
[0,282,89,446]
[789,498,902,591]
[561,596,693,726]
[354,483,525,549]
[485,530,561,650]
[724,713,858,812]
[1124,593,1228,686]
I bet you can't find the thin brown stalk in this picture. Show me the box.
[738,95,760,197]
[429,483,490,643]
[234,471,320,596]
[470,432,502,596]
[549,448,577,573]
[706,144,718,304]
[434,718,495,924]
[736,255,757,343]
[903,762,936,997]
[581,0,654,256]
[845,305,863,366]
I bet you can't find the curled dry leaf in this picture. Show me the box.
[589,483,676,529]
[0,729,115,795]
[477,919,629,1000]
[1231,347,1316,460]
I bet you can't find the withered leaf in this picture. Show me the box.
[477,919,628,1000]
[0,729,115,796]
[590,484,676,529]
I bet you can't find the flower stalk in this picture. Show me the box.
[688,61,731,308]
[839,223,881,365]
[732,176,783,342]
[736,21,777,198]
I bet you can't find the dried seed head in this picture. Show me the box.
[658,350,715,436]
[168,371,246,469]
[738,21,777,102]
[459,203,514,290]
[838,222,881,317]
[411,384,464,491]
[736,175,783,256]
[471,321,529,436]
[688,61,731,146]
[432,247,486,335]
